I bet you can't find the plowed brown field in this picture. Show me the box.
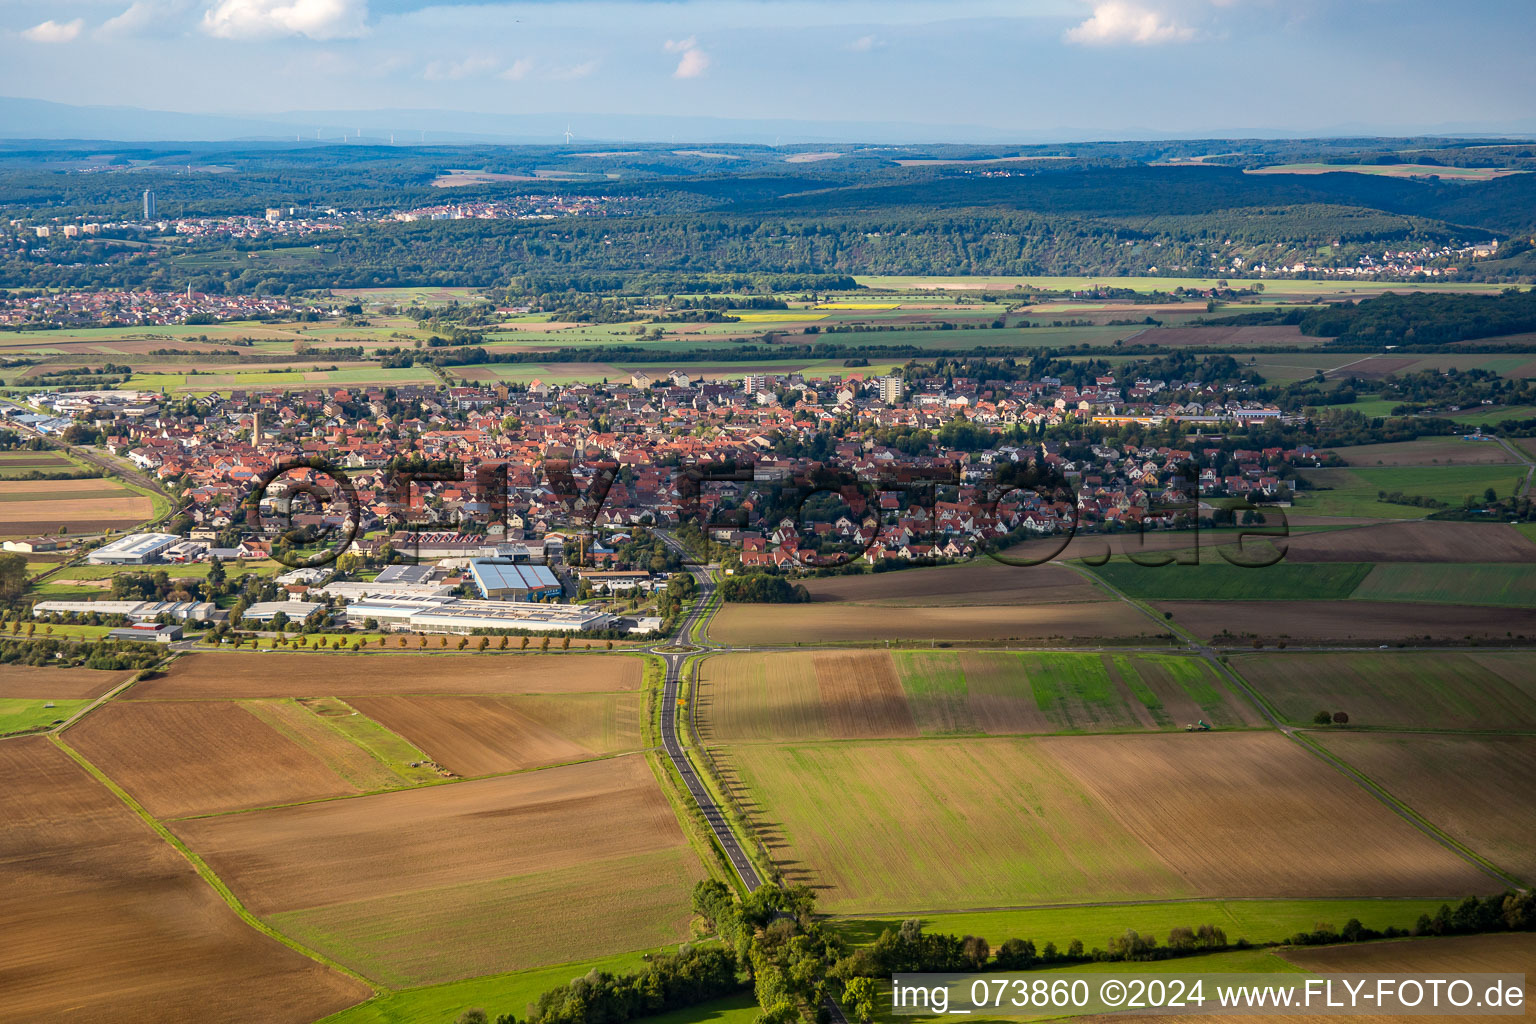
[0,736,369,1023]
[1158,600,1536,642]
[1283,520,1536,562]
[171,753,705,985]
[1313,733,1536,882]
[802,560,1105,606]
[0,665,128,699]
[814,652,915,737]
[347,693,641,776]
[67,700,360,817]
[130,652,643,698]
[172,754,690,915]
[710,602,1168,645]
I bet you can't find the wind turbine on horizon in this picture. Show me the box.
[563,124,574,144]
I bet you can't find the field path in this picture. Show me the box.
[1493,435,1535,496]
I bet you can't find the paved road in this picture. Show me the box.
[654,537,763,891]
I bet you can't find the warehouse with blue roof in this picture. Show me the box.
[466,559,563,601]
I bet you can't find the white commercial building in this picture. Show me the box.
[87,533,180,565]
[342,596,612,634]
[33,599,215,622]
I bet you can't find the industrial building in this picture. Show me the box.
[341,596,612,634]
[33,599,215,622]
[315,579,456,602]
[87,532,180,565]
[466,560,562,601]
[109,623,182,643]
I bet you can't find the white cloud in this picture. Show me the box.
[423,56,496,81]
[549,59,598,80]
[1065,1,1196,45]
[21,18,85,43]
[201,0,367,40]
[98,1,191,38]
[847,34,883,52]
[666,36,709,78]
[499,57,534,81]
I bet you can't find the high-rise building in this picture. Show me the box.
[142,190,156,219]
[878,375,905,405]
[743,373,770,395]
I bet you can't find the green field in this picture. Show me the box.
[724,737,1191,914]
[318,948,666,1024]
[1295,466,1526,518]
[1351,563,1536,607]
[700,650,1259,741]
[833,898,1451,954]
[1443,404,1536,427]
[0,697,89,735]
[1228,651,1536,730]
[1088,561,1371,601]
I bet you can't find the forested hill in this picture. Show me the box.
[728,165,1535,237]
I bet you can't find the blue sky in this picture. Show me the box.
[3,0,1533,138]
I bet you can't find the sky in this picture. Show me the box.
[2,0,1534,140]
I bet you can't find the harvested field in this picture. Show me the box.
[709,602,1170,646]
[270,847,703,987]
[1281,931,1536,977]
[1047,732,1498,899]
[725,733,1494,914]
[173,754,705,984]
[1158,600,1536,643]
[0,736,369,1023]
[129,652,643,698]
[1324,438,1523,466]
[67,700,362,817]
[0,664,127,699]
[346,692,642,777]
[801,560,1106,606]
[814,651,916,737]
[242,698,429,791]
[1231,651,1536,730]
[1313,733,1536,882]
[1282,520,1536,563]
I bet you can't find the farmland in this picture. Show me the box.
[172,754,709,986]
[1087,561,1371,601]
[0,736,370,1023]
[0,476,155,536]
[1159,600,1536,644]
[1279,931,1536,976]
[129,651,644,698]
[1312,733,1536,883]
[1293,466,1527,519]
[345,692,642,777]
[1281,520,1536,563]
[800,559,1108,606]
[1323,438,1524,467]
[68,699,385,817]
[698,650,1260,742]
[0,663,130,698]
[709,602,1170,646]
[0,696,89,734]
[1350,562,1536,607]
[1229,651,1536,730]
[722,733,1494,915]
